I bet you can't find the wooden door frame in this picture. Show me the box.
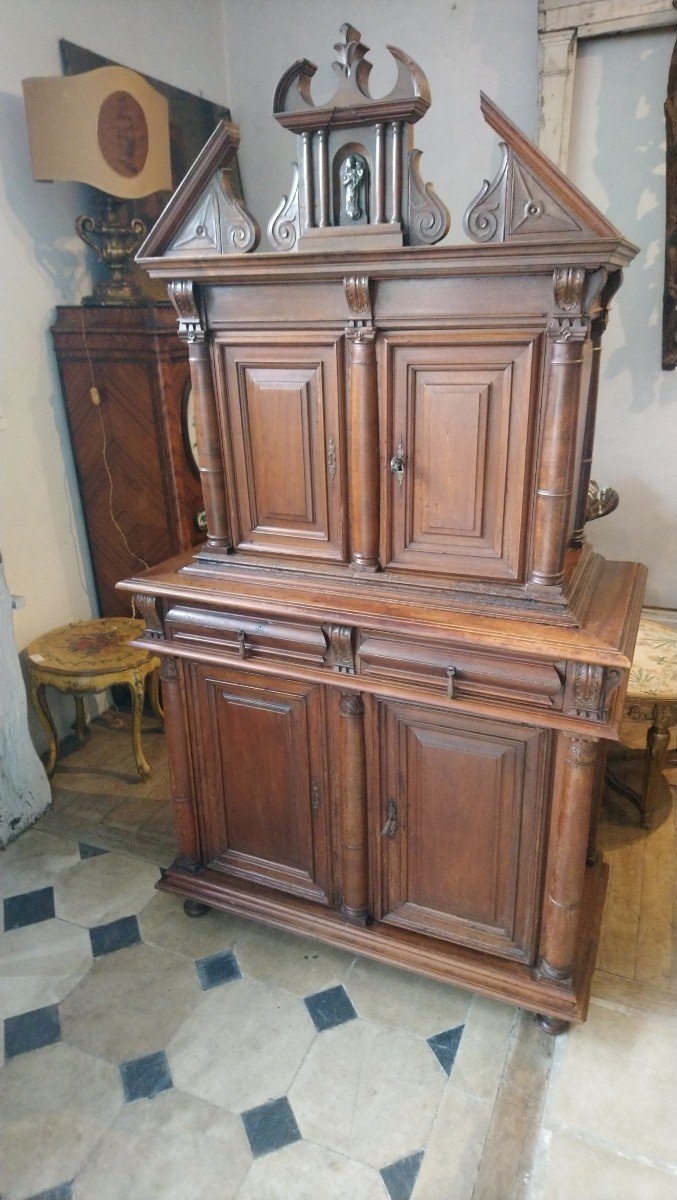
[538,0,677,169]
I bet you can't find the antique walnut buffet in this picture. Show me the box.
[120,27,645,1033]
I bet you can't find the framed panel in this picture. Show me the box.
[380,332,540,582]
[216,333,347,562]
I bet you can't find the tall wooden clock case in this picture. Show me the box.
[121,26,645,1034]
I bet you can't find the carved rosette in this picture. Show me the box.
[134,594,163,640]
[167,280,204,343]
[268,165,300,251]
[323,625,356,674]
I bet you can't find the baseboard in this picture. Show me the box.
[642,606,677,631]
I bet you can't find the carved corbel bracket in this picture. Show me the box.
[322,624,356,674]
[344,275,375,342]
[168,280,205,343]
[547,267,590,342]
[565,662,623,722]
[134,594,164,640]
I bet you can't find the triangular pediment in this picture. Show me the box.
[464,93,626,245]
[137,120,259,262]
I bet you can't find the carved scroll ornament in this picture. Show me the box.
[167,280,204,343]
[268,164,300,252]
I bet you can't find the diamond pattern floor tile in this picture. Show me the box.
[79,843,109,860]
[25,1184,73,1200]
[120,1050,173,1103]
[4,1004,61,1059]
[304,984,357,1032]
[427,1025,464,1076]
[4,886,55,931]
[90,915,141,958]
[241,1096,302,1158]
[380,1150,424,1200]
[195,948,242,990]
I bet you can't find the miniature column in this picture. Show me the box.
[339,692,370,923]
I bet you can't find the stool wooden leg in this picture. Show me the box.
[640,704,672,830]
[149,667,164,722]
[74,695,88,742]
[29,681,57,777]
[128,675,151,780]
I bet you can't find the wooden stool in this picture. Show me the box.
[606,619,677,829]
[26,617,162,781]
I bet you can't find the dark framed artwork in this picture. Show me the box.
[663,26,677,370]
[60,39,245,298]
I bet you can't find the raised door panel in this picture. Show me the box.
[191,664,334,905]
[380,333,540,581]
[216,334,346,561]
[375,699,548,961]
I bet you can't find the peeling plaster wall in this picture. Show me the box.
[568,28,677,609]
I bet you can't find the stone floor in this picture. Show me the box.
[0,710,676,1200]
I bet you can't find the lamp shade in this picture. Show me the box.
[22,64,172,199]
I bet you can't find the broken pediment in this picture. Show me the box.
[464,93,625,244]
[136,120,259,262]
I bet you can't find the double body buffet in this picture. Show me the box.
[121,28,644,1032]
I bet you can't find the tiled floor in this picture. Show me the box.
[0,711,675,1200]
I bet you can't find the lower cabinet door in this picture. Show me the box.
[190,664,334,905]
[374,699,549,961]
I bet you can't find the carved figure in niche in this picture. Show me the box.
[341,153,367,221]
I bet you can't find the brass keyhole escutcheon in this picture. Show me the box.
[390,440,405,488]
[382,798,398,838]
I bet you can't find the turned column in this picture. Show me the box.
[530,325,587,585]
[570,320,602,546]
[160,657,201,873]
[539,733,597,980]
[338,692,370,923]
[346,327,380,569]
[169,279,231,550]
[187,341,232,549]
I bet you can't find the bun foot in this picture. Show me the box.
[183,899,210,919]
[537,1013,569,1036]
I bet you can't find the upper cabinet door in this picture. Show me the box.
[380,332,541,582]
[216,333,347,562]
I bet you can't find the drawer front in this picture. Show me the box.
[166,604,328,668]
[359,633,565,712]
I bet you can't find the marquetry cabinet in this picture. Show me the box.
[120,28,645,1033]
[52,304,204,617]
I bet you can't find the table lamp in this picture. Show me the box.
[22,64,172,304]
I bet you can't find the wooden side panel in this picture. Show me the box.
[380,333,540,581]
[216,334,347,561]
[190,664,333,904]
[376,699,548,961]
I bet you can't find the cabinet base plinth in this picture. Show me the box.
[158,858,608,1027]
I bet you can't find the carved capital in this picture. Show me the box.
[134,594,163,640]
[160,656,179,683]
[565,736,597,767]
[546,315,588,343]
[339,692,364,718]
[323,624,356,674]
[168,281,205,343]
[345,325,377,344]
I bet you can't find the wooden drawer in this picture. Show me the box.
[358,633,565,712]
[165,604,328,668]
